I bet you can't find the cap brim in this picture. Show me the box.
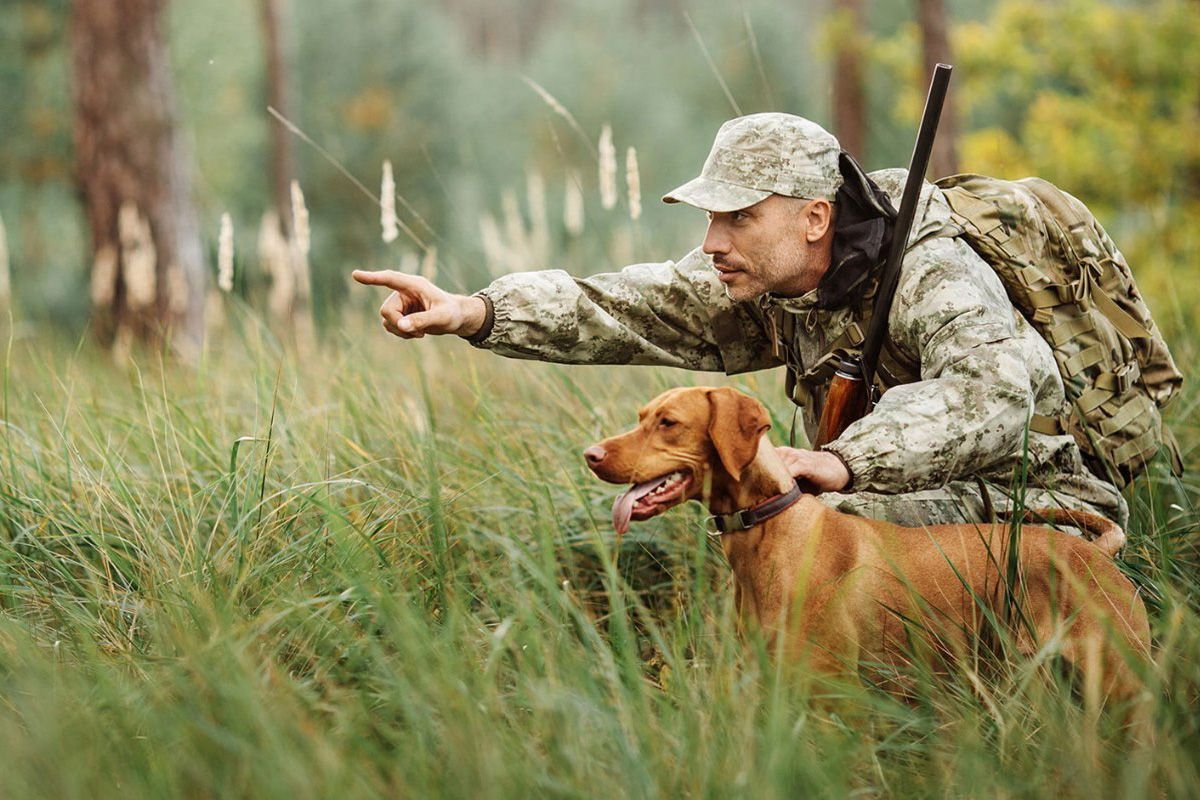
[661,176,771,213]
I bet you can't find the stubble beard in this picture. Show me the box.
[715,234,811,302]
[717,259,793,303]
[763,240,815,298]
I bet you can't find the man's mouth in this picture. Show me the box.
[611,470,694,535]
[713,262,743,280]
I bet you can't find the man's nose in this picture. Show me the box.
[701,219,730,257]
[583,445,607,468]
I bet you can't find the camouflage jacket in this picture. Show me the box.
[467,169,1122,512]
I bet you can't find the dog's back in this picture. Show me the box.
[835,516,1151,702]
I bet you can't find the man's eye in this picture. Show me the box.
[731,211,747,222]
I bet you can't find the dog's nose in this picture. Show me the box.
[583,445,607,467]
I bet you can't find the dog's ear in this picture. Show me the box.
[706,388,771,482]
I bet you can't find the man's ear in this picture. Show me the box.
[706,388,771,482]
[804,198,834,242]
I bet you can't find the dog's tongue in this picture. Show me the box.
[612,476,669,536]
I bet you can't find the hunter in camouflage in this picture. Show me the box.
[353,112,1126,528]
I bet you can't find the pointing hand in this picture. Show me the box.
[351,270,486,339]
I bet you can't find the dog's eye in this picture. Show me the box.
[658,418,677,429]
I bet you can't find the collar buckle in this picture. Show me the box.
[704,516,723,537]
[705,509,752,537]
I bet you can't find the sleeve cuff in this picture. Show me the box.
[823,437,883,492]
[460,291,495,346]
[820,444,856,492]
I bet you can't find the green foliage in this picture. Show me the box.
[948,1,1200,326]
[0,2,86,320]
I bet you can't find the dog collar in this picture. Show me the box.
[705,480,805,536]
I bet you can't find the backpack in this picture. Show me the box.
[934,174,1183,487]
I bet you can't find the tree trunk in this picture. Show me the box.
[261,0,294,235]
[831,0,867,162]
[70,0,205,355]
[916,0,959,178]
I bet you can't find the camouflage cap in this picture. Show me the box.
[663,113,843,212]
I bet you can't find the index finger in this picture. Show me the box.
[351,269,421,290]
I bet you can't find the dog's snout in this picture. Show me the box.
[583,445,607,468]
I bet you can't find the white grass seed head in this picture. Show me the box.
[625,146,642,221]
[381,160,399,244]
[599,124,617,210]
[217,212,234,292]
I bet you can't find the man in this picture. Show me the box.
[353,113,1126,527]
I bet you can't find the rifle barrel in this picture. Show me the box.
[858,64,953,391]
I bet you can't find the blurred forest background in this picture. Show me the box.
[1,0,1197,355]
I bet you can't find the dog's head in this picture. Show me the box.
[583,386,771,534]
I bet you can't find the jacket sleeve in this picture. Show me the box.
[466,248,780,374]
[823,237,1057,493]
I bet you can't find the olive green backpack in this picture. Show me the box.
[934,174,1184,487]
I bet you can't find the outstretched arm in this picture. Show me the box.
[467,249,777,373]
[355,249,780,375]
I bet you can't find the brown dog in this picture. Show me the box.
[583,386,1151,706]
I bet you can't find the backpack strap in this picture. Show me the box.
[1028,414,1066,436]
[782,306,919,409]
[787,344,859,408]
[1086,259,1153,340]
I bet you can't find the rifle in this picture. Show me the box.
[813,63,953,448]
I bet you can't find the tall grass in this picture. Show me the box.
[0,312,1197,798]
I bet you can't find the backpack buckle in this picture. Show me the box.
[1114,361,1140,394]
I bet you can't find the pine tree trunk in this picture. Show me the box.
[261,0,294,235]
[916,0,959,178]
[70,0,205,354]
[831,0,867,162]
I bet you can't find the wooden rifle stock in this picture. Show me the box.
[813,360,869,448]
[812,63,952,449]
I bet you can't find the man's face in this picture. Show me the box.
[701,194,833,301]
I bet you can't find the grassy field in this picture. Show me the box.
[0,310,1197,799]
